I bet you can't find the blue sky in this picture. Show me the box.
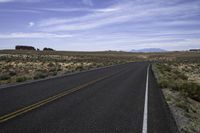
[0,0,200,51]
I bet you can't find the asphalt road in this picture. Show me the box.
[0,62,178,133]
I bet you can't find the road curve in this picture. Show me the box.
[0,62,178,133]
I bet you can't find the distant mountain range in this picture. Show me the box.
[130,48,167,53]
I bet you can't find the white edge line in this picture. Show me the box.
[142,65,150,133]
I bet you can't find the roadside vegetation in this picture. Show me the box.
[153,59,200,133]
[0,50,199,86]
[0,50,144,85]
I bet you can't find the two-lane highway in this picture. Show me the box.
[0,62,178,133]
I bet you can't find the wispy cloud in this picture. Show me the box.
[37,7,122,27]
[0,32,73,38]
[0,0,14,3]
[0,0,41,3]
[38,0,200,32]
[0,6,119,14]
[0,9,41,13]
[39,15,132,32]
[38,3,132,31]
[38,7,120,13]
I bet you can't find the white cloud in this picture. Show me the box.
[0,32,73,38]
[95,7,120,13]
[28,22,35,27]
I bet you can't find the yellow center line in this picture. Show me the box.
[0,71,120,123]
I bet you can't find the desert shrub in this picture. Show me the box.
[34,72,48,79]
[75,65,84,71]
[156,64,171,73]
[57,68,62,71]
[49,71,57,76]
[49,67,57,72]
[16,76,27,82]
[178,73,188,80]
[47,62,55,67]
[158,78,169,88]
[9,71,16,76]
[163,65,171,72]
[180,82,200,101]
[172,70,188,80]
[0,74,11,80]
[96,63,103,68]
[176,101,189,112]
[154,63,200,102]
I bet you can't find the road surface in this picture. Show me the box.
[0,62,178,133]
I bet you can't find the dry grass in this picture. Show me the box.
[0,50,145,85]
[153,62,200,101]
[1,50,199,85]
[153,60,200,133]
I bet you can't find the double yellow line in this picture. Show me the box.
[0,72,118,123]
